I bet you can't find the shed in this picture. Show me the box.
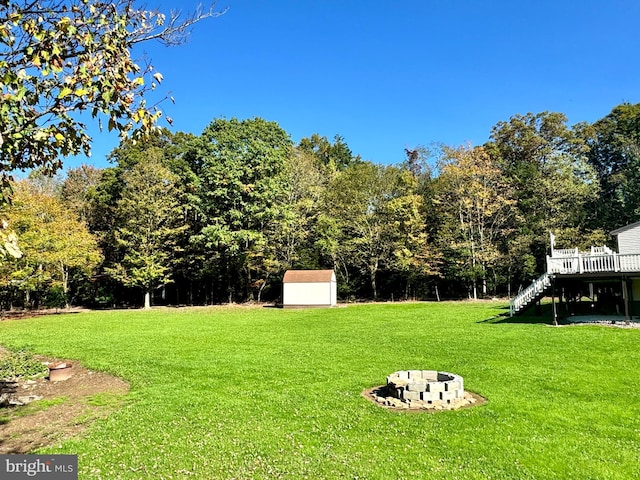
[611,220,640,254]
[282,270,337,308]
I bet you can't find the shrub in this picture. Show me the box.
[0,349,48,381]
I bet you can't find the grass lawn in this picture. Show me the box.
[1,301,640,479]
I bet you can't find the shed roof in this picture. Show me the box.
[611,220,640,236]
[283,269,335,283]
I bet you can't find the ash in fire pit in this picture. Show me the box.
[366,370,482,410]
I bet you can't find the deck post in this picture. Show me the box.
[551,276,558,326]
[622,277,631,325]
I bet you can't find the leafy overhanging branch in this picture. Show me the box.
[0,0,225,198]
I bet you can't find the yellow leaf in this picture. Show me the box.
[57,87,72,99]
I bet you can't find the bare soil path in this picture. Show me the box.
[0,347,129,454]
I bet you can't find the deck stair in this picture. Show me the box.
[509,273,553,316]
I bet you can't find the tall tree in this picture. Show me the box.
[321,162,432,300]
[2,178,101,307]
[582,103,640,232]
[486,111,598,275]
[191,117,292,302]
[273,147,327,271]
[107,155,187,308]
[434,145,517,298]
[60,164,103,224]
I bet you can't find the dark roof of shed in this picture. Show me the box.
[611,220,640,236]
[283,270,335,283]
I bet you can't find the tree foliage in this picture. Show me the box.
[192,117,292,302]
[1,178,101,307]
[486,111,599,273]
[321,163,433,299]
[298,133,362,171]
[3,102,640,308]
[583,103,640,231]
[0,0,222,198]
[106,154,187,308]
[434,145,517,298]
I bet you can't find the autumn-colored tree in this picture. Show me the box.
[1,178,101,307]
[435,145,517,299]
[321,162,433,300]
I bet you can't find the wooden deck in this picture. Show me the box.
[547,252,640,275]
[511,245,640,317]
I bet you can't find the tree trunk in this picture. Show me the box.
[257,273,270,303]
[61,262,70,308]
[370,261,378,300]
[144,291,151,309]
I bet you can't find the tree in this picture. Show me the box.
[60,164,103,223]
[191,117,292,302]
[486,112,599,277]
[274,146,328,270]
[434,145,517,299]
[106,155,187,308]
[1,178,101,307]
[297,133,362,171]
[0,0,222,198]
[321,162,432,300]
[583,103,640,232]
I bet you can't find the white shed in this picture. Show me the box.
[282,270,337,308]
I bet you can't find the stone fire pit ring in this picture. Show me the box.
[387,370,464,405]
[365,369,484,411]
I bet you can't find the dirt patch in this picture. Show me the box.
[0,307,90,322]
[0,352,129,454]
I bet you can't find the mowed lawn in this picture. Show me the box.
[1,302,640,479]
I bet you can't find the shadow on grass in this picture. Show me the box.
[479,303,554,325]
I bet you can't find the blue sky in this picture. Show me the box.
[69,0,640,170]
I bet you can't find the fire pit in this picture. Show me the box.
[366,370,481,410]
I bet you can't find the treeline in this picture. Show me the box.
[3,104,640,309]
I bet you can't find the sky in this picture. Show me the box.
[68,0,640,171]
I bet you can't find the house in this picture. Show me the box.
[510,221,640,322]
[282,270,337,308]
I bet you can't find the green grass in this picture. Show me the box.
[1,302,639,479]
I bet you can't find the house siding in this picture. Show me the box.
[617,224,640,254]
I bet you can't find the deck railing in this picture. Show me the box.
[547,253,640,274]
[510,272,552,316]
[552,245,614,258]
